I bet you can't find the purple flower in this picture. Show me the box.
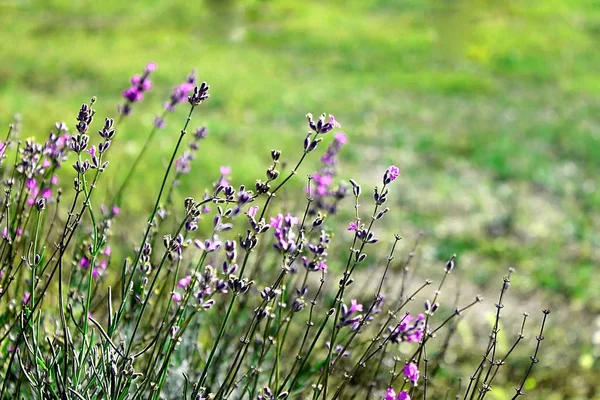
[26,178,36,190]
[318,260,328,273]
[178,275,192,289]
[80,256,91,269]
[334,131,347,144]
[385,388,397,400]
[389,313,425,344]
[172,292,183,303]
[347,221,358,231]
[338,298,364,331]
[245,206,258,218]
[145,62,157,72]
[306,113,342,134]
[384,165,400,184]
[23,291,31,306]
[163,70,197,114]
[92,259,108,279]
[217,166,231,187]
[119,62,156,114]
[270,214,283,229]
[403,363,419,385]
[349,299,363,313]
[398,392,411,400]
[386,389,411,400]
[153,116,166,129]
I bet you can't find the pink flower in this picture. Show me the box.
[102,245,111,256]
[385,388,397,400]
[87,145,96,157]
[145,62,157,72]
[403,363,419,384]
[178,275,192,289]
[26,178,36,190]
[23,291,31,306]
[328,114,341,128]
[349,299,363,313]
[385,389,411,400]
[112,206,121,215]
[42,158,51,168]
[80,257,91,269]
[397,391,411,400]
[92,260,108,279]
[51,175,59,185]
[270,214,284,229]
[245,206,259,218]
[334,132,347,144]
[318,260,328,274]
[386,165,400,182]
[41,188,51,198]
[220,166,231,175]
[172,292,183,302]
[347,221,358,231]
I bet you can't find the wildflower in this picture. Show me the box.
[188,82,210,106]
[385,388,397,400]
[92,259,108,279]
[271,213,299,253]
[80,256,91,269]
[245,206,258,218]
[318,259,328,273]
[389,313,425,344]
[347,221,358,231]
[385,389,411,400]
[164,70,197,112]
[349,299,363,313]
[178,275,192,289]
[398,392,411,400]
[384,165,400,184]
[172,292,183,303]
[403,362,419,385]
[306,113,341,134]
[23,291,31,306]
[217,166,231,187]
[119,62,156,115]
[309,131,348,215]
[338,298,364,331]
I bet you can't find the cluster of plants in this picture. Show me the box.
[0,63,549,399]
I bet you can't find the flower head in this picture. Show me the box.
[403,363,420,385]
[384,165,400,184]
[245,206,259,218]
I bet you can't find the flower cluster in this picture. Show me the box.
[154,70,197,128]
[300,229,330,273]
[337,298,363,331]
[270,213,300,253]
[119,62,156,115]
[309,132,349,215]
[175,126,209,175]
[388,313,426,344]
[385,388,411,400]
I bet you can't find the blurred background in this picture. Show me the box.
[1,0,599,397]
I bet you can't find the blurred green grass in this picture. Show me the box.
[1,0,600,396]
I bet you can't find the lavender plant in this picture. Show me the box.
[0,63,549,400]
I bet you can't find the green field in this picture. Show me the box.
[1,0,599,397]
